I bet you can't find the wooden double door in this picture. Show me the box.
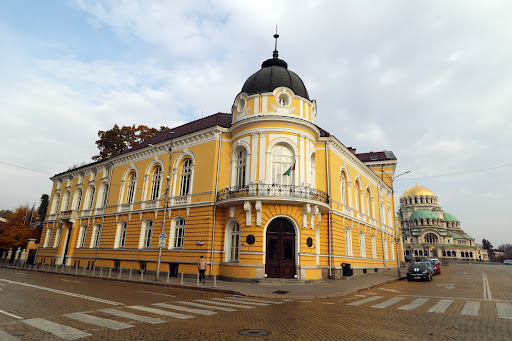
[265,218,296,278]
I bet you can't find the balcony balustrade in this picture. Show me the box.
[216,183,329,204]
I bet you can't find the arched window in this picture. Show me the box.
[115,222,128,248]
[391,240,395,260]
[77,225,87,248]
[53,227,62,248]
[424,233,438,244]
[150,166,162,201]
[227,221,241,262]
[405,249,410,256]
[271,144,294,185]
[447,250,451,257]
[414,250,418,256]
[51,194,60,214]
[62,191,71,211]
[345,227,352,256]
[171,218,186,249]
[140,220,154,249]
[310,153,316,188]
[359,231,366,258]
[73,188,83,210]
[340,172,347,205]
[383,238,389,260]
[419,250,423,256]
[366,188,372,217]
[44,228,52,247]
[354,181,361,211]
[86,186,95,210]
[100,183,109,208]
[371,234,377,259]
[235,149,247,188]
[387,207,392,226]
[179,159,193,196]
[126,173,137,203]
[90,224,102,248]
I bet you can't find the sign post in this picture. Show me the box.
[158,233,167,248]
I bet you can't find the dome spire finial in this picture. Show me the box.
[273,25,279,58]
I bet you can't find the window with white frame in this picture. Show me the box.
[73,189,82,210]
[359,231,366,258]
[340,172,347,205]
[77,225,87,248]
[371,234,377,259]
[100,183,109,208]
[126,173,137,204]
[51,194,60,214]
[227,221,241,262]
[140,220,154,249]
[44,228,52,247]
[271,144,294,185]
[150,166,162,201]
[345,226,352,256]
[366,189,372,217]
[90,224,102,248]
[172,218,185,249]
[86,186,95,210]
[53,228,62,248]
[235,149,247,188]
[354,182,361,211]
[115,222,128,248]
[62,191,71,211]
[391,240,395,260]
[310,153,316,187]
[387,207,392,226]
[383,238,389,260]
[179,159,193,196]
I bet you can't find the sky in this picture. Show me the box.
[0,0,511,246]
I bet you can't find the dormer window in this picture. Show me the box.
[237,97,246,112]
[277,93,290,107]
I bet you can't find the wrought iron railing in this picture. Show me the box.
[216,184,329,204]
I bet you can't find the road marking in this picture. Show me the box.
[14,273,28,276]
[0,329,21,341]
[23,318,92,340]
[127,306,194,319]
[0,309,23,320]
[229,297,283,304]
[194,299,255,309]
[63,312,134,330]
[323,302,335,305]
[60,279,81,283]
[496,303,512,319]
[211,298,270,306]
[0,278,123,305]
[153,303,217,316]
[372,297,406,309]
[398,298,429,310]
[137,291,176,297]
[482,273,492,300]
[396,294,512,303]
[176,301,237,312]
[427,299,453,313]
[347,296,384,306]
[461,301,481,316]
[378,288,402,293]
[99,308,165,324]
[437,284,455,290]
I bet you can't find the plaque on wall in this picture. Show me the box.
[307,237,313,247]
[246,234,255,245]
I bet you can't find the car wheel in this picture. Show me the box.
[428,274,433,281]
[407,277,412,281]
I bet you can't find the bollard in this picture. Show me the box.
[83,267,86,275]
[180,272,184,285]
[196,273,200,286]
[129,269,132,280]
[213,275,217,288]
[118,268,122,279]
[140,270,144,281]
[108,268,112,278]
[75,266,78,274]
[99,267,103,277]
[166,271,170,283]
[55,265,58,272]
[92,267,95,276]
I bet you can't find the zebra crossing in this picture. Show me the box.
[346,295,512,319]
[0,296,284,340]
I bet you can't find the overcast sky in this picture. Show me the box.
[1,1,510,246]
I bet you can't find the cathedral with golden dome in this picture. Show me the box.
[36,35,402,281]
[398,185,488,261]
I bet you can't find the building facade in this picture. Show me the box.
[398,185,488,261]
[37,46,402,280]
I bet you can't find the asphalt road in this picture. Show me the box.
[0,263,510,340]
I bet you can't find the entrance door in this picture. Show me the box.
[265,218,296,278]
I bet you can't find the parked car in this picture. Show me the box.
[415,256,429,262]
[405,255,413,262]
[503,260,512,265]
[428,261,441,275]
[418,261,435,275]
[407,262,433,281]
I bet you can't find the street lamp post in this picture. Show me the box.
[155,132,174,281]
[384,170,410,278]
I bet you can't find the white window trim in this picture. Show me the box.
[77,225,87,248]
[114,221,128,249]
[359,231,366,258]
[345,226,352,256]
[224,219,241,262]
[169,217,186,249]
[371,234,377,259]
[139,219,154,249]
[90,224,102,248]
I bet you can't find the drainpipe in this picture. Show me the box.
[325,141,332,279]
[210,131,223,276]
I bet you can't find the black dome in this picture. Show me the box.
[241,57,309,100]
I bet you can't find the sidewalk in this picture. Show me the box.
[0,262,404,299]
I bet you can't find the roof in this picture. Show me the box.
[443,212,459,222]
[401,185,436,199]
[448,231,464,239]
[410,209,439,221]
[355,150,397,162]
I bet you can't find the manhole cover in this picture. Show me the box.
[272,290,289,295]
[239,329,270,337]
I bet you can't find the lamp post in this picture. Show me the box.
[384,170,410,277]
[156,132,174,281]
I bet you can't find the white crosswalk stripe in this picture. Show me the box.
[228,297,283,304]
[372,296,406,309]
[63,312,134,330]
[153,303,217,316]
[427,299,453,313]
[127,305,194,319]
[461,301,481,316]
[0,329,21,341]
[194,299,256,309]
[23,318,92,340]
[347,296,384,306]
[176,301,237,312]
[211,298,270,306]
[496,303,512,319]
[99,308,166,324]
[398,298,429,311]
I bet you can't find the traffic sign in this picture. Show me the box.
[158,233,166,247]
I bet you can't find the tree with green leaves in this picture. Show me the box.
[482,239,495,261]
[93,124,169,161]
[37,194,49,226]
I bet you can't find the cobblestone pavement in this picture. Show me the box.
[0,263,510,340]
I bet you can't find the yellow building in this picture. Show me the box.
[37,44,402,281]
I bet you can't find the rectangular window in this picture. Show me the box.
[173,219,185,249]
[143,221,153,248]
[119,223,127,248]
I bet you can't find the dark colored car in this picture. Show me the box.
[407,262,433,281]
[415,256,429,262]
[405,255,413,262]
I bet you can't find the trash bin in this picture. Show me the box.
[342,263,353,277]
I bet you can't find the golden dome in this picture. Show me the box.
[401,185,436,198]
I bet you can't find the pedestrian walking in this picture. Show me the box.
[198,255,207,284]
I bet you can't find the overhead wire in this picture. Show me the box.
[395,164,512,181]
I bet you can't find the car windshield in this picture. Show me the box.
[410,263,427,270]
